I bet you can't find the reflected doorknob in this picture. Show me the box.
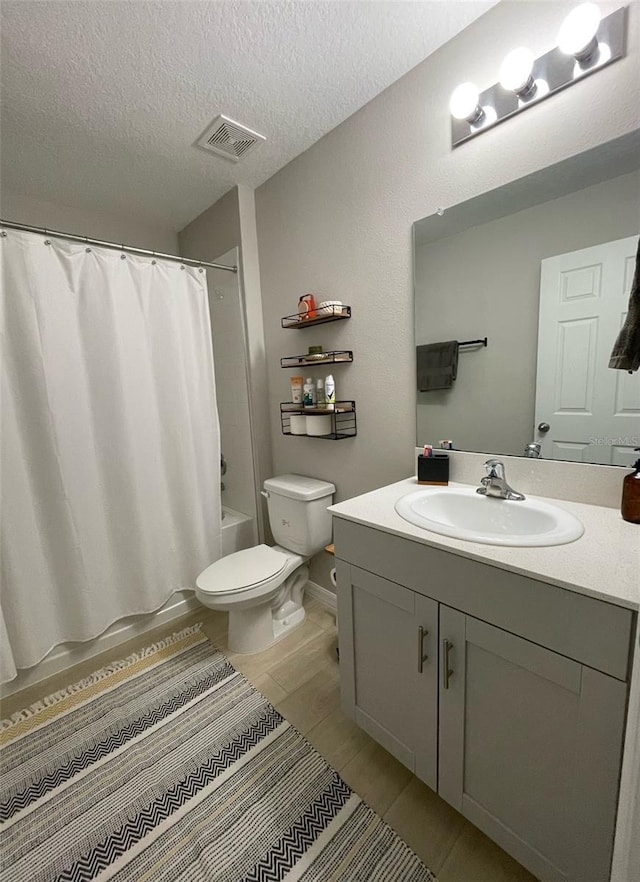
[538,422,550,433]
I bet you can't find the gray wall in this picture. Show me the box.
[179,191,256,521]
[179,185,272,541]
[1,190,178,252]
[205,249,258,522]
[254,0,639,590]
[415,171,640,456]
[178,187,241,262]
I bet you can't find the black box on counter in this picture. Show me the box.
[417,453,449,485]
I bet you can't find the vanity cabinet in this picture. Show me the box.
[334,518,633,882]
[336,563,438,789]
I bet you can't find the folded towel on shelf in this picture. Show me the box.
[417,341,459,391]
[609,238,640,373]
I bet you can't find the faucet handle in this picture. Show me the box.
[484,458,504,478]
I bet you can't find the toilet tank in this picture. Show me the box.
[264,475,335,556]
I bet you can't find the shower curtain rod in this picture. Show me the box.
[0,219,238,273]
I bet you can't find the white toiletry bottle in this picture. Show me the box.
[303,377,316,409]
[316,377,325,408]
[325,374,335,411]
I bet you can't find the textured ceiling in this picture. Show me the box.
[0,0,496,230]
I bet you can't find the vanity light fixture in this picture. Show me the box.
[499,48,536,97]
[450,4,626,147]
[557,3,601,60]
[449,82,484,123]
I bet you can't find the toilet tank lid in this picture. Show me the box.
[264,474,336,501]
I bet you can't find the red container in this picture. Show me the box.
[298,294,317,319]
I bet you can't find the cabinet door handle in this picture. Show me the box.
[443,639,454,689]
[417,626,429,673]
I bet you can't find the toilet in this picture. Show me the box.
[196,474,335,653]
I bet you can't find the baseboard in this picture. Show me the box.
[306,580,337,613]
[2,592,202,698]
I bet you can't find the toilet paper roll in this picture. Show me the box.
[306,414,333,436]
[330,567,337,587]
[290,414,307,435]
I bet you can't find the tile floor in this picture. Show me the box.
[1,600,538,881]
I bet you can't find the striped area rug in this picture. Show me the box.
[0,624,435,881]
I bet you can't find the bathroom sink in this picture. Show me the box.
[394,486,584,547]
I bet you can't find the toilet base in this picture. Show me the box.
[197,557,310,655]
[228,603,305,654]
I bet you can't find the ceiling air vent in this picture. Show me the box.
[197,114,266,162]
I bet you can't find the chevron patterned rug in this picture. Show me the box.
[0,623,435,881]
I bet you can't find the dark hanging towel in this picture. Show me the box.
[609,238,640,373]
[417,341,459,391]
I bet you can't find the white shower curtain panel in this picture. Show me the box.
[0,230,222,683]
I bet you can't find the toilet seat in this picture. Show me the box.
[196,544,288,596]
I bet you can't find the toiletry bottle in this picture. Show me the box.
[303,377,316,409]
[325,374,335,411]
[290,376,303,404]
[621,448,640,524]
[316,377,325,408]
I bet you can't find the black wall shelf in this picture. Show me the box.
[280,401,357,440]
[281,306,351,329]
[281,350,353,369]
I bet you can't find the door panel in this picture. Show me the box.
[535,236,640,464]
[336,562,438,789]
[438,606,627,882]
[438,604,466,810]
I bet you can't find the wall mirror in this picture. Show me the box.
[413,131,640,467]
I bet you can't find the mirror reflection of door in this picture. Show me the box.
[535,236,639,465]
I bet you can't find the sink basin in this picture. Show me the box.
[394,487,584,547]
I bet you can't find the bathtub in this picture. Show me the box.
[221,505,256,555]
[2,507,257,697]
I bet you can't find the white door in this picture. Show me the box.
[535,236,640,465]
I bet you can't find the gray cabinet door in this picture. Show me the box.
[438,605,627,882]
[336,561,438,789]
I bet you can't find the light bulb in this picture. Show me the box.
[449,82,483,122]
[499,47,536,95]
[557,3,601,59]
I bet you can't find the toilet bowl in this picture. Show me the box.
[196,475,335,653]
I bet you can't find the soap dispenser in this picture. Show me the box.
[621,448,640,524]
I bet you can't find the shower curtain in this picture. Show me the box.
[0,230,222,683]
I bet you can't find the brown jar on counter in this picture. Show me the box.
[621,449,640,524]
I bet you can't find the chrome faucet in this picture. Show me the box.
[477,459,525,501]
[524,442,542,458]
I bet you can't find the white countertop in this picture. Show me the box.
[329,478,640,610]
